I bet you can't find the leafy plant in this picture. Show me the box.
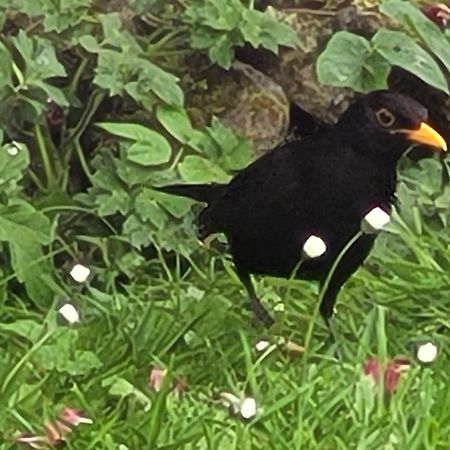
[317,0,450,93]
[185,0,299,68]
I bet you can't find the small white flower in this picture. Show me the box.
[69,264,91,283]
[240,397,257,419]
[255,340,270,352]
[416,342,438,363]
[362,207,391,233]
[58,303,80,324]
[302,235,327,258]
[273,303,285,312]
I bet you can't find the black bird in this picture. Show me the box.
[159,91,446,328]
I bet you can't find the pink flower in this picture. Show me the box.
[14,406,92,448]
[149,367,166,392]
[363,356,410,393]
[59,406,92,426]
[423,3,450,29]
[149,367,187,393]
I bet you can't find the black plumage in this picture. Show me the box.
[159,91,446,328]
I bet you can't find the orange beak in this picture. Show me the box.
[403,122,447,151]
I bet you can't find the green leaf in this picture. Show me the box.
[0,141,29,194]
[156,105,193,144]
[135,187,194,219]
[317,31,382,91]
[152,190,194,219]
[0,41,12,91]
[137,60,184,106]
[99,13,142,53]
[96,190,130,216]
[97,122,167,143]
[123,214,152,248]
[0,319,44,342]
[12,30,67,83]
[185,0,297,68]
[0,202,54,306]
[127,141,171,166]
[35,81,69,106]
[240,9,298,52]
[34,329,103,375]
[135,196,168,228]
[208,34,237,69]
[64,351,103,375]
[185,0,242,31]
[78,34,100,52]
[373,29,448,93]
[178,155,230,183]
[96,123,172,166]
[381,0,450,74]
[102,376,151,406]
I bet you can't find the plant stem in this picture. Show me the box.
[34,124,53,189]
[303,230,364,360]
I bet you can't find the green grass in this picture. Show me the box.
[1,219,450,449]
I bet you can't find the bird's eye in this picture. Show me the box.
[375,108,395,127]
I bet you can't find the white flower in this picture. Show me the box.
[58,303,80,324]
[416,342,438,363]
[69,264,91,283]
[362,207,391,233]
[240,397,257,419]
[255,340,270,352]
[302,235,327,258]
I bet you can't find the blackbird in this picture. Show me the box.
[159,91,446,328]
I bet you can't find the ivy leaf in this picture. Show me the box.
[35,81,69,106]
[205,117,253,170]
[96,190,130,216]
[208,35,237,69]
[136,188,193,220]
[12,30,67,83]
[102,376,151,406]
[0,141,29,195]
[0,319,44,343]
[97,122,164,142]
[126,141,171,166]
[0,202,54,306]
[185,0,242,31]
[317,31,383,91]
[96,122,172,166]
[99,13,142,53]
[178,155,230,183]
[34,329,103,375]
[185,0,297,68]
[135,195,168,228]
[123,214,152,248]
[373,29,448,93]
[0,41,12,91]
[240,9,298,52]
[156,105,194,144]
[381,0,450,74]
[136,60,184,107]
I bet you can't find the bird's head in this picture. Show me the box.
[338,90,447,160]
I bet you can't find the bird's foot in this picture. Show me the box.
[248,296,275,328]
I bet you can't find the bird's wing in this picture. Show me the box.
[201,139,320,237]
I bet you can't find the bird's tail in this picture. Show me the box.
[156,183,222,203]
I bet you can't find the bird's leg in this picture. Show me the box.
[237,270,274,327]
[319,283,340,345]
